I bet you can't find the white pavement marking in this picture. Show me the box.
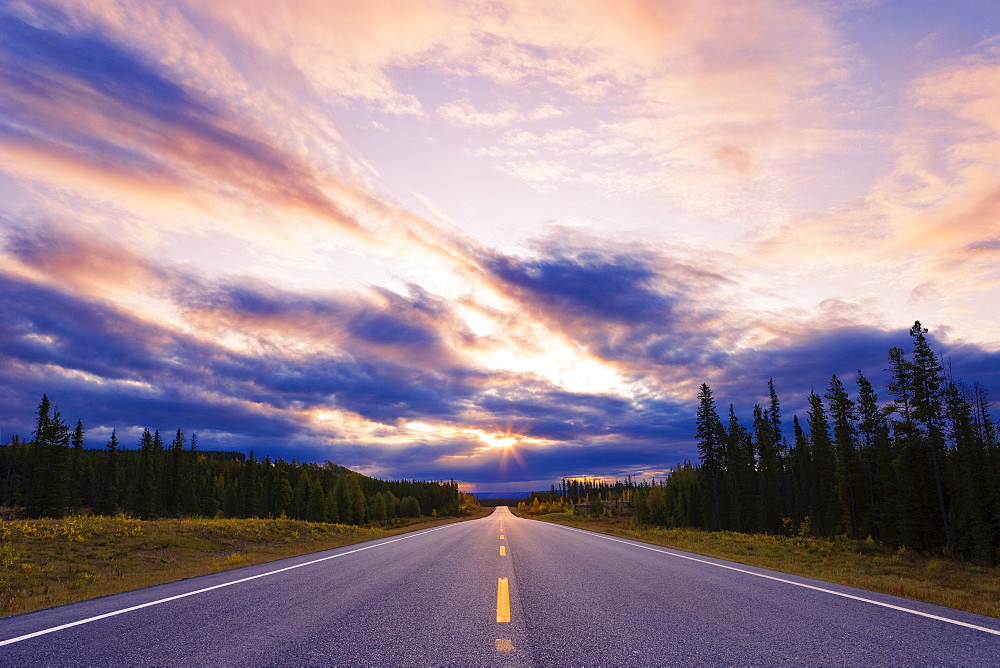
[0,524,459,647]
[555,524,1000,638]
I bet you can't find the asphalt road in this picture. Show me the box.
[2,507,1000,665]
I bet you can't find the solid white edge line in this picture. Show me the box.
[0,523,459,647]
[553,524,1000,638]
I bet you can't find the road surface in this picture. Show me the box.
[2,507,999,664]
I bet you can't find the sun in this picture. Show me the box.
[483,433,517,449]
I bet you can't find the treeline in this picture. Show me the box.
[536,322,1000,563]
[0,395,465,522]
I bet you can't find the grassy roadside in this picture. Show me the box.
[1,509,491,618]
[514,511,1000,619]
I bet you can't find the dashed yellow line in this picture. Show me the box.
[496,578,510,623]
[500,545,507,556]
[500,534,505,539]
[495,638,514,652]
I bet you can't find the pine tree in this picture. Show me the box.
[29,401,71,518]
[754,404,783,534]
[827,375,866,538]
[855,371,893,542]
[886,323,951,552]
[400,495,421,518]
[184,434,201,516]
[724,404,755,532]
[942,380,991,560]
[887,338,939,551]
[384,491,399,520]
[135,428,159,519]
[273,462,292,518]
[326,487,340,523]
[348,475,366,524]
[787,416,814,534]
[292,469,311,520]
[93,430,120,516]
[307,476,327,522]
[907,322,952,551]
[807,392,839,536]
[69,420,86,512]
[334,475,353,524]
[695,383,725,530]
[242,451,260,518]
[165,429,186,516]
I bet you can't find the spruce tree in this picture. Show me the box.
[787,416,814,534]
[70,420,86,512]
[907,322,952,551]
[348,475,366,524]
[307,476,327,522]
[400,495,421,518]
[695,383,725,530]
[724,404,755,532]
[754,404,783,534]
[93,430,121,516]
[827,375,866,538]
[326,487,340,523]
[273,463,292,518]
[855,371,893,542]
[807,392,839,536]
[30,403,71,518]
[943,381,990,560]
[184,434,200,516]
[166,429,186,516]
[293,470,311,519]
[135,428,159,518]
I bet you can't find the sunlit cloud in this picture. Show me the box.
[2,1,1000,491]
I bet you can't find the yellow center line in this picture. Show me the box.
[500,545,506,556]
[495,638,514,652]
[496,578,510,623]
[500,534,505,539]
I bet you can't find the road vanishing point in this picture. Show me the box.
[2,507,999,665]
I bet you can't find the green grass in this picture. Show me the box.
[518,511,1000,619]
[0,510,490,618]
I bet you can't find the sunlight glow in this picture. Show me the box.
[482,433,518,449]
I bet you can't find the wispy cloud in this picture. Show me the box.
[2,1,1000,489]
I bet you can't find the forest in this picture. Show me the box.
[529,322,1000,564]
[0,401,463,523]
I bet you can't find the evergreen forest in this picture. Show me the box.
[531,322,1000,563]
[0,401,463,523]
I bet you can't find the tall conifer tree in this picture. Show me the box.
[695,383,725,530]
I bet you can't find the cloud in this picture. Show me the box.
[0,5,366,237]
[437,101,522,128]
[485,251,671,325]
[3,1,1000,490]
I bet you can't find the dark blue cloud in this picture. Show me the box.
[347,311,439,349]
[0,8,208,122]
[486,251,673,325]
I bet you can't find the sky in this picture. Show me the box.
[2,0,1000,493]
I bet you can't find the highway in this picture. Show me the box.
[2,507,999,664]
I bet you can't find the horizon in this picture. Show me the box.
[2,1,1000,494]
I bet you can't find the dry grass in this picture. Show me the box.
[521,512,1000,619]
[0,510,490,618]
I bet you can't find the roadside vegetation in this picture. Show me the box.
[0,509,488,618]
[514,508,1000,619]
